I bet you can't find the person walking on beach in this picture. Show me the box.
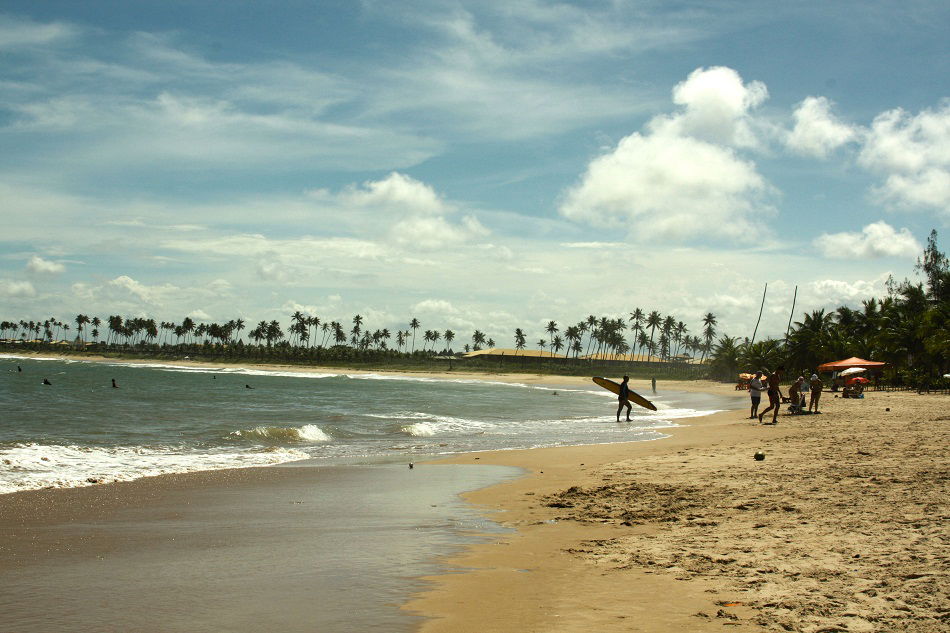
[808,374,823,413]
[758,366,784,424]
[749,371,765,419]
[617,375,633,422]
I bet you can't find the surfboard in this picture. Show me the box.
[592,376,657,411]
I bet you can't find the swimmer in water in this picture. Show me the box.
[112,378,119,388]
[245,384,254,389]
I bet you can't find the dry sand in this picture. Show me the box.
[407,386,949,633]
[4,352,947,631]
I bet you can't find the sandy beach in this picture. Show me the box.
[407,384,949,632]
[3,354,947,632]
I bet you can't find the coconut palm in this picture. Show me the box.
[409,318,420,352]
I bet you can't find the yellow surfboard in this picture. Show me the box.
[593,377,657,411]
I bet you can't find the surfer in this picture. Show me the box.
[245,384,254,389]
[17,365,22,372]
[616,375,633,422]
[42,378,52,385]
[757,366,785,424]
[112,378,119,388]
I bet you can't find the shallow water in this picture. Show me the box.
[1,355,735,493]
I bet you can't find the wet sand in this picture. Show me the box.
[0,460,519,633]
[407,387,949,632]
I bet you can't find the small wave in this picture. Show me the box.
[402,422,437,437]
[0,442,308,494]
[231,424,330,443]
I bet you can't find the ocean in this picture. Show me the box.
[1,353,739,632]
[1,354,733,494]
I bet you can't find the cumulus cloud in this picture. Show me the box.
[108,275,179,305]
[412,299,459,315]
[559,66,774,243]
[339,172,451,215]
[391,215,488,249]
[786,96,857,158]
[560,130,771,241]
[187,309,212,321]
[806,274,890,307]
[0,279,36,298]
[814,221,922,259]
[25,255,65,274]
[663,66,768,148]
[858,101,950,214]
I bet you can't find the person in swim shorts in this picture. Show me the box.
[758,366,784,424]
[617,375,632,422]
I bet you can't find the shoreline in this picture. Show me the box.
[406,388,948,632]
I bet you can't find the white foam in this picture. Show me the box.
[230,424,331,443]
[0,443,308,495]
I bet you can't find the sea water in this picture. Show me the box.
[1,354,736,493]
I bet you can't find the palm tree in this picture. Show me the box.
[514,328,526,354]
[444,330,455,352]
[701,312,718,362]
[645,311,662,359]
[409,318,420,352]
[545,320,558,351]
[472,330,486,351]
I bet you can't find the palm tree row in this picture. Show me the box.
[708,230,948,386]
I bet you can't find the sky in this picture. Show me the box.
[1,0,948,347]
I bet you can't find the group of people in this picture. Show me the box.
[748,367,824,424]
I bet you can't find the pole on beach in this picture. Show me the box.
[785,285,798,342]
[750,283,767,346]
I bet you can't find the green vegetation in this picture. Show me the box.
[3,232,946,387]
[707,230,949,390]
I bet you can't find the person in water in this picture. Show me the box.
[42,378,52,385]
[245,384,254,389]
[111,378,119,388]
[651,376,657,393]
[757,366,785,424]
[616,375,633,422]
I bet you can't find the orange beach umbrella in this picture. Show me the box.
[816,357,886,372]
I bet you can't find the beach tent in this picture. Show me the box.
[816,357,887,372]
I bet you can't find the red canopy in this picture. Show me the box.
[817,357,887,372]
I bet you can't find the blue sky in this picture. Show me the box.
[1,1,948,346]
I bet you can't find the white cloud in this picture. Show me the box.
[108,275,180,305]
[858,101,950,214]
[0,15,77,50]
[25,255,65,274]
[806,274,890,307]
[412,299,459,315]
[559,66,775,243]
[560,130,771,242]
[786,96,857,158]
[187,309,212,321]
[0,279,36,298]
[814,221,922,259]
[340,172,451,215]
[391,215,488,249]
[664,66,768,148]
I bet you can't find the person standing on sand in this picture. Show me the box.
[758,366,784,424]
[809,374,823,413]
[617,375,633,422]
[749,371,765,419]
